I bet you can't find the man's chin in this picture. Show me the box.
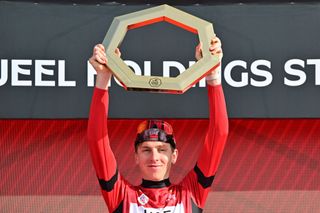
[148,175,164,181]
[144,173,166,181]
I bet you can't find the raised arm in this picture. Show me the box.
[195,37,228,177]
[87,44,116,181]
[87,45,124,211]
[181,37,229,209]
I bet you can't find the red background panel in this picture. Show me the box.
[1,119,320,211]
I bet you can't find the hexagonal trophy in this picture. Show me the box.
[102,4,220,94]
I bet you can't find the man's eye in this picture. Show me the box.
[143,149,150,152]
[159,149,166,152]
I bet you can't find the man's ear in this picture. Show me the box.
[134,150,140,165]
[171,149,178,164]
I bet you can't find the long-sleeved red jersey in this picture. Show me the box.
[87,85,228,212]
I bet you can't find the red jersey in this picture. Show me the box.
[87,85,228,212]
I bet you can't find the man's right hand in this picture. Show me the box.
[89,44,121,90]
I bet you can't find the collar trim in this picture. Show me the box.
[141,178,171,188]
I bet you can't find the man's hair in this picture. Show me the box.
[134,120,176,152]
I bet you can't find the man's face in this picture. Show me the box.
[135,141,178,181]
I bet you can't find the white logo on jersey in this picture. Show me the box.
[129,203,185,213]
[166,194,176,202]
[138,193,149,205]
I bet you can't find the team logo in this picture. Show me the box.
[138,193,149,205]
[166,194,176,202]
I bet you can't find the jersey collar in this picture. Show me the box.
[141,178,171,188]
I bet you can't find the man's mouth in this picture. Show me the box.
[148,165,162,168]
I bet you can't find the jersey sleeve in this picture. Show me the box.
[180,84,229,208]
[87,87,126,212]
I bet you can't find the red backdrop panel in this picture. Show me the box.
[1,119,319,211]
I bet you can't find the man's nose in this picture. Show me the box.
[150,149,160,161]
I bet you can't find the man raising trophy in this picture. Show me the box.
[87,35,228,212]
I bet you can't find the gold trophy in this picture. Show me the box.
[102,4,219,94]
